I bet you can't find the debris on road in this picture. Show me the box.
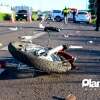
[64,34,69,38]
[39,23,45,28]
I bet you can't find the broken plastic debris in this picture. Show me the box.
[39,23,45,28]
[18,36,33,40]
[64,34,69,38]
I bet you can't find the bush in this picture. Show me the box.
[4,14,11,20]
[91,18,96,24]
[0,13,11,21]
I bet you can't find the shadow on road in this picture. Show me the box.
[62,28,94,31]
[0,56,100,81]
[52,96,65,100]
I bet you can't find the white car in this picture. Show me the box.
[68,13,73,21]
[51,10,64,22]
[75,11,91,24]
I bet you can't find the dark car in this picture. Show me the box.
[16,10,28,21]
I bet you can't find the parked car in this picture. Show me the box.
[68,12,73,21]
[75,10,91,24]
[37,14,46,21]
[16,10,28,21]
[51,10,64,22]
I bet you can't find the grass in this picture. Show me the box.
[0,13,5,21]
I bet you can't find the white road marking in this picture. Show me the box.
[69,45,83,49]
[0,32,46,51]
[8,27,18,31]
[31,32,46,39]
[0,46,8,50]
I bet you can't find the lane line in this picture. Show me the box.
[69,45,83,49]
[32,32,46,39]
[0,31,46,51]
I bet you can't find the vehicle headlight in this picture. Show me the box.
[24,15,27,17]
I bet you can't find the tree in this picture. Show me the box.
[88,0,95,15]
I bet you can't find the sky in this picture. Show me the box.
[0,0,89,11]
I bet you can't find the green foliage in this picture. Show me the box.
[90,18,96,24]
[4,14,11,20]
[88,0,95,15]
[0,13,11,21]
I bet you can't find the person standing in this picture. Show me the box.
[94,0,100,31]
[62,7,69,24]
[72,9,77,23]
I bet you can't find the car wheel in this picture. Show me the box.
[75,21,79,23]
[16,19,18,21]
[86,21,89,24]
[55,16,61,22]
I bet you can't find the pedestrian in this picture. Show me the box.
[62,7,70,24]
[94,0,100,31]
[72,9,77,23]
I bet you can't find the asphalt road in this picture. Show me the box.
[0,21,100,100]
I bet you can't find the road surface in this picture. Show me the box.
[0,21,100,100]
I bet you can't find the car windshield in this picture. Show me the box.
[17,10,27,14]
[78,12,87,15]
[53,10,61,13]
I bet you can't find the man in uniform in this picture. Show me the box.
[62,7,69,24]
[95,0,100,31]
